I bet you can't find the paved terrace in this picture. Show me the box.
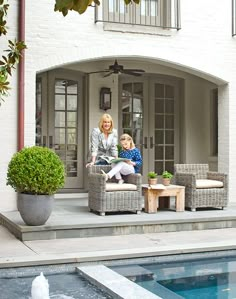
[1,194,236,269]
[1,194,236,241]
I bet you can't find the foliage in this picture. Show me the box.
[148,171,158,179]
[162,171,173,179]
[117,144,122,155]
[0,0,138,105]
[54,0,140,16]
[0,0,26,105]
[7,146,65,195]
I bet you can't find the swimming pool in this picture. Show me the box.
[109,250,236,299]
[2,250,236,299]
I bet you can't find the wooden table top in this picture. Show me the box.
[142,184,185,190]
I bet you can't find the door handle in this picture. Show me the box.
[143,137,148,149]
[150,136,154,149]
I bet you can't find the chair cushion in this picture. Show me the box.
[105,183,137,191]
[196,179,223,189]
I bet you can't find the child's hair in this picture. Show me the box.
[120,134,135,149]
[98,113,114,133]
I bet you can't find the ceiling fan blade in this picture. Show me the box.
[103,71,114,77]
[88,61,145,77]
[122,70,143,76]
[88,70,110,74]
[123,69,145,73]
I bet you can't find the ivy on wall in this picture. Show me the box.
[0,0,26,105]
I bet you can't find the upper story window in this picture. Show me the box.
[95,0,181,30]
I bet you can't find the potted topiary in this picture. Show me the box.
[6,146,65,226]
[148,171,158,185]
[162,171,173,186]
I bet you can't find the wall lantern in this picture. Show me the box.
[100,87,112,111]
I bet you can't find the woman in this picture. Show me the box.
[86,113,118,167]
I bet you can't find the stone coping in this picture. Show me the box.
[1,241,236,268]
[77,265,162,299]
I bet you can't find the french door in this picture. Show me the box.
[120,77,179,181]
[36,70,84,190]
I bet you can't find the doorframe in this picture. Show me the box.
[36,68,86,191]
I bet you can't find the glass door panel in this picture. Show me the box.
[36,78,42,146]
[36,70,84,190]
[120,77,179,182]
[54,79,79,183]
[121,82,144,154]
[152,82,175,174]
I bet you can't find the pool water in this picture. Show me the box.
[158,271,234,299]
[119,255,236,299]
[0,272,112,299]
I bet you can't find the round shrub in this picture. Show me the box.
[7,146,65,195]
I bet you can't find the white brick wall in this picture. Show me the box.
[1,0,236,210]
[0,0,18,210]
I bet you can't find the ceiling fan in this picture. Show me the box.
[88,60,145,77]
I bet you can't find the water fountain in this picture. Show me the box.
[31,272,75,299]
[31,272,50,299]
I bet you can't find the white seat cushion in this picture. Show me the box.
[196,179,223,189]
[105,183,137,191]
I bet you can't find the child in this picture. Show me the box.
[101,134,142,184]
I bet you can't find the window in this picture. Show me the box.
[35,78,42,146]
[95,0,181,30]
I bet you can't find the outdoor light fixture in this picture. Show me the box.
[100,87,112,110]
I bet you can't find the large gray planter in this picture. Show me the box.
[17,193,54,226]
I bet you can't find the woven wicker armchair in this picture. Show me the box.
[174,164,228,211]
[87,165,142,216]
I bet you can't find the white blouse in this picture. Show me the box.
[89,128,118,161]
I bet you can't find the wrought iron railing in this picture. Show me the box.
[95,0,181,30]
[233,0,236,36]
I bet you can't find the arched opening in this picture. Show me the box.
[35,57,227,190]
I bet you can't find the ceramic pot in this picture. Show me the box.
[162,178,171,186]
[148,178,158,185]
[17,193,54,226]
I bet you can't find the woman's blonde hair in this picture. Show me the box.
[120,134,135,149]
[99,113,114,133]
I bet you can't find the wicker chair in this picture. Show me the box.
[87,165,143,216]
[174,164,228,211]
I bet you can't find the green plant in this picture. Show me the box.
[162,171,173,179]
[54,0,140,16]
[6,146,65,195]
[0,1,26,105]
[148,171,158,179]
[117,144,122,155]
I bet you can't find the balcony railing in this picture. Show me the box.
[95,0,181,30]
[233,0,236,36]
